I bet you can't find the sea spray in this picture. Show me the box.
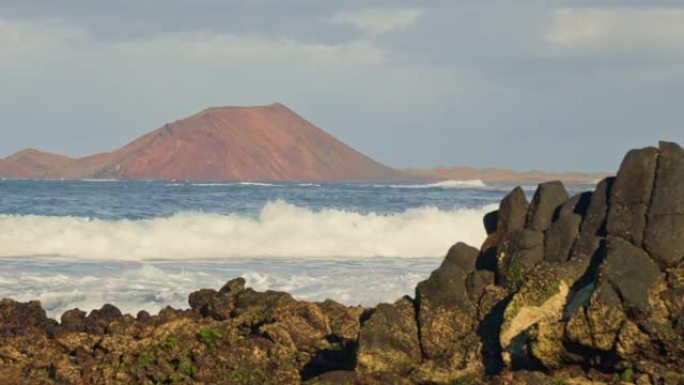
[0,200,496,260]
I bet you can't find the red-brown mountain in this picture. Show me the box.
[0,103,403,181]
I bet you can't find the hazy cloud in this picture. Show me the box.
[0,2,682,172]
[545,7,684,57]
[332,8,424,35]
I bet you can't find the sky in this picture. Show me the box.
[0,1,682,172]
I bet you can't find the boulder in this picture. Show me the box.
[602,237,663,314]
[481,187,529,255]
[544,213,582,263]
[526,181,568,232]
[415,243,478,361]
[643,141,684,268]
[189,277,246,320]
[84,304,123,334]
[357,298,421,375]
[606,147,658,245]
[497,229,544,289]
[59,308,86,333]
[0,298,50,337]
[231,288,297,327]
[570,178,614,262]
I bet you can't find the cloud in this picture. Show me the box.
[0,18,386,70]
[332,8,424,35]
[544,7,684,56]
[116,32,385,69]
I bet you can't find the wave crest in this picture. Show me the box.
[386,179,487,189]
[0,201,494,260]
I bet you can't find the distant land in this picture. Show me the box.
[0,103,608,182]
[403,167,609,183]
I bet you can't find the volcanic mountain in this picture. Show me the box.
[0,103,403,181]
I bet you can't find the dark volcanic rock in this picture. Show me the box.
[606,146,658,245]
[526,181,569,232]
[570,177,614,262]
[543,213,582,263]
[357,298,421,375]
[415,242,479,366]
[497,229,544,289]
[0,298,50,336]
[84,304,122,334]
[59,308,86,333]
[643,141,684,268]
[481,187,529,254]
[602,237,663,314]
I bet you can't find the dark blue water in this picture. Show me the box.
[0,179,517,219]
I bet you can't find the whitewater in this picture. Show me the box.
[0,179,591,317]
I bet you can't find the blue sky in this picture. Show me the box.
[0,1,682,171]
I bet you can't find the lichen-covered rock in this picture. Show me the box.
[499,266,569,368]
[357,298,421,375]
[497,229,544,289]
[0,298,51,337]
[415,242,480,370]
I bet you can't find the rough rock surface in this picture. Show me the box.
[1,141,683,385]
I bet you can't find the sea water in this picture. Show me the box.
[0,179,594,317]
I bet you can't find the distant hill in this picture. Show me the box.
[0,103,403,181]
[0,103,608,182]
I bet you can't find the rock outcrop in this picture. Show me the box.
[0,141,682,385]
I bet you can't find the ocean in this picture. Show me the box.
[0,179,594,318]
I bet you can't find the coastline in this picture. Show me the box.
[1,141,682,385]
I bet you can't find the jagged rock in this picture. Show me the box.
[231,289,297,327]
[526,181,569,232]
[415,242,479,365]
[357,298,421,375]
[559,191,592,219]
[606,146,659,245]
[0,298,51,337]
[602,237,663,314]
[260,302,331,352]
[497,229,544,289]
[481,187,530,253]
[570,178,614,262]
[499,266,569,369]
[643,141,684,268]
[189,277,246,320]
[83,304,123,335]
[220,276,246,295]
[544,213,582,263]
[59,308,87,333]
[317,299,364,341]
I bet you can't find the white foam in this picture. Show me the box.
[2,258,442,317]
[385,179,487,189]
[0,201,494,260]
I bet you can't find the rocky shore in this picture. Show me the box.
[1,142,682,385]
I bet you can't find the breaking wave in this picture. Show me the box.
[385,179,487,189]
[0,200,494,260]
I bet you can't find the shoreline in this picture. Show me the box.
[1,142,682,385]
